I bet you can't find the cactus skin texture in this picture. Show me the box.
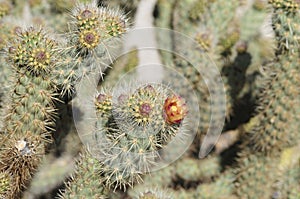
[232,1,300,198]
[273,166,300,199]
[0,0,300,198]
[59,150,109,199]
[137,189,172,199]
[272,146,300,199]
[234,151,279,198]
[0,27,58,199]
[175,156,221,182]
[247,55,300,153]
[94,84,188,190]
[269,0,300,53]
[128,163,175,198]
[195,173,236,199]
[244,0,300,154]
[54,0,128,99]
[60,83,188,197]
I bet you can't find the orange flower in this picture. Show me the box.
[164,95,188,124]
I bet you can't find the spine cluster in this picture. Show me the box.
[0,27,58,198]
[60,83,188,197]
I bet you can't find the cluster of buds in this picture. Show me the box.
[70,1,128,55]
[93,83,188,189]
[95,93,112,117]
[56,1,129,99]
[268,0,300,11]
[8,28,56,75]
[0,27,58,198]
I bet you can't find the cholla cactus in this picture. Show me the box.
[233,0,300,198]
[0,0,299,198]
[94,83,188,189]
[60,83,188,196]
[59,150,109,199]
[0,27,58,198]
[0,0,130,197]
[55,0,128,99]
[243,0,300,154]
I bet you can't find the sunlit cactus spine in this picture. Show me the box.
[60,83,188,196]
[94,83,188,190]
[244,0,300,154]
[55,0,128,99]
[232,0,300,198]
[269,0,300,54]
[234,151,279,198]
[0,27,58,199]
[59,149,109,199]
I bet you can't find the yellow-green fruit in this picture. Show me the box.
[189,0,216,21]
[219,28,240,52]
[95,93,112,117]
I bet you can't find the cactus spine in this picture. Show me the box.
[60,83,188,196]
[55,0,128,99]
[233,1,300,198]
[0,27,58,198]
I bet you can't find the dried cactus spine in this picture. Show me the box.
[0,171,11,197]
[0,27,58,198]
